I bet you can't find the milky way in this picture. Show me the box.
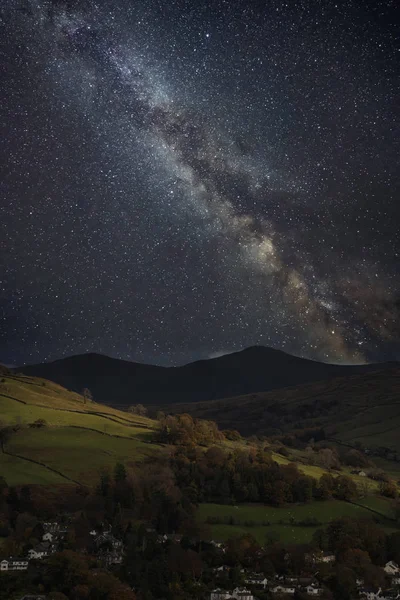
[1,0,399,366]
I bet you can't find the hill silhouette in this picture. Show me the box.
[17,346,389,407]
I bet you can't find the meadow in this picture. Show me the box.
[198,498,398,545]
[0,375,162,485]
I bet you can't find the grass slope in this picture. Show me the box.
[198,499,397,545]
[0,374,161,485]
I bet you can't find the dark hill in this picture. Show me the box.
[17,346,390,408]
[160,365,400,452]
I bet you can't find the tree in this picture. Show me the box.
[82,388,93,404]
[0,422,12,452]
[379,481,397,498]
[128,404,147,416]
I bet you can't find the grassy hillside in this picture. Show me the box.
[163,366,400,452]
[198,498,397,545]
[0,374,161,485]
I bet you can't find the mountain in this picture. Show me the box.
[16,346,391,408]
[161,365,400,452]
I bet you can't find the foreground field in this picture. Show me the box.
[198,499,398,545]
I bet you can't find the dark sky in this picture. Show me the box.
[1,0,399,367]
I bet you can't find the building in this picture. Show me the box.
[304,583,323,596]
[28,541,55,560]
[1,558,29,571]
[244,573,268,588]
[210,590,232,600]
[231,588,253,600]
[270,583,296,595]
[385,562,400,576]
[210,588,254,600]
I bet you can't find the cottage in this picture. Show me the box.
[244,573,268,589]
[231,588,253,600]
[210,590,232,600]
[304,583,323,596]
[359,587,383,600]
[42,532,54,542]
[270,583,296,595]
[385,562,400,576]
[1,558,29,571]
[28,541,54,560]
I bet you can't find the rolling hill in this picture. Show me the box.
[0,373,161,486]
[161,365,400,452]
[16,346,390,408]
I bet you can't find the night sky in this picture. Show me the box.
[1,0,399,367]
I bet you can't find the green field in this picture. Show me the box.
[198,500,398,545]
[0,375,163,485]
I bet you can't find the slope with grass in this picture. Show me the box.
[0,374,161,486]
[198,498,398,545]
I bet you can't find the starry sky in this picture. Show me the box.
[1,0,399,367]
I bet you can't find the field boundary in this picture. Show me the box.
[2,448,81,486]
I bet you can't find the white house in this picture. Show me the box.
[359,588,383,600]
[244,573,268,589]
[270,583,296,595]
[304,583,323,596]
[385,562,400,576]
[231,588,253,600]
[28,541,54,560]
[210,590,232,600]
[42,532,54,542]
[1,558,29,571]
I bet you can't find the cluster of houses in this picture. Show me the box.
[357,561,400,600]
[210,558,400,599]
[211,575,324,599]
[0,521,125,574]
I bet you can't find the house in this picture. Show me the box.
[98,549,124,567]
[42,532,54,542]
[210,590,232,600]
[270,583,296,595]
[210,540,225,549]
[1,558,29,571]
[359,587,383,600]
[305,551,335,565]
[380,591,400,600]
[210,589,254,600]
[303,583,323,595]
[94,532,123,550]
[28,541,55,560]
[244,573,268,588]
[231,588,253,600]
[385,562,400,576]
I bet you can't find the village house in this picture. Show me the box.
[210,588,254,600]
[244,573,268,589]
[18,596,47,600]
[1,557,29,571]
[359,587,384,600]
[270,583,296,595]
[210,590,232,600]
[94,531,123,551]
[385,561,400,576]
[306,550,335,565]
[42,532,54,543]
[303,583,323,596]
[28,541,56,560]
